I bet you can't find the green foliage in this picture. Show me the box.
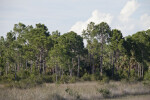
[2,73,15,82]
[101,75,110,83]
[81,73,91,81]
[60,75,70,83]
[65,87,80,99]
[144,70,150,81]
[16,69,30,80]
[69,76,76,83]
[42,75,53,83]
[97,88,111,98]
[0,22,150,86]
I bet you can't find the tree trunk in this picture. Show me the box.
[52,68,54,74]
[77,56,80,77]
[100,43,103,76]
[139,64,141,77]
[55,65,58,82]
[88,52,92,74]
[112,51,115,78]
[92,56,95,74]
[17,63,20,71]
[141,50,144,78]
[128,61,130,78]
[43,59,45,74]
[26,60,28,70]
[138,63,139,77]
[39,52,42,74]
[15,64,17,80]
[68,61,72,77]
[71,58,74,77]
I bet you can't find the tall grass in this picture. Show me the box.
[0,81,150,100]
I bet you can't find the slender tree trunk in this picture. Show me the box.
[112,51,115,78]
[39,52,42,74]
[142,65,143,77]
[26,60,28,70]
[110,52,112,65]
[70,68,73,77]
[52,68,54,75]
[43,59,45,74]
[15,64,17,80]
[5,61,8,75]
[141,50,144,78]
[62,68,64,77]
[77,55,80,77]
[68,60,72,77]
[138,63,139,77]
[128,61,130,78]
[17,63,20,71]
[55,64,58,82]
[100,43,103,76]
[140,64,141,77]
[71,58,74,77]
[89,53,92,74]
[92,56,95,74]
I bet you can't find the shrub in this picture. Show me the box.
[42,75,53,83]
[144,70,150,81]
[49,93,65,100]
[69,76,76,83]
[16,70,30,80]
[81,73,91,81]
[101,75,110,83]
[143,70,150,86]
[97,88,111,98]
[2,73,15,82]
[60,75,70,83]
[65,87,80,99]
[90,74,96,81]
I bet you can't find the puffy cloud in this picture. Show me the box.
[112,0,141,36]
[69,10,113,35]
[119,0,140,22]
[70,0,150,38]
[140,14,150,30]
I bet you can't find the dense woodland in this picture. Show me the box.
[0,22,150,86]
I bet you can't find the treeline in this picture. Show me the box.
[0,22,150,85]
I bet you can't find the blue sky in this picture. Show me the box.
[0,0,150,37]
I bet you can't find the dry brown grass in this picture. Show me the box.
[0,81,150,100]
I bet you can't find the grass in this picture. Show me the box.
[0,81,150,100]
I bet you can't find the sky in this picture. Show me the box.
[0,0,150,37]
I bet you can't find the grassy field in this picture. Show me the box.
[0,81,150,100]
[107,94,150,100]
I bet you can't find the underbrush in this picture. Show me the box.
[0,81,150,100]
[97,88,111,98]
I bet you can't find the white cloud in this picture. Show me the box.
[70,0,150,38]
[113,0,140,36]
[119,0,140,22]
[140,14,150,30]
[69,10,113,35]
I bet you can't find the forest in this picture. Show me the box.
[0,22,150,87]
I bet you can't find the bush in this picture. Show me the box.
[97,88,111,98]
[101,75,110,83]
[42,75,53,83]
[143,70,150,86]
[69,76,76,83]
[2,73,15,82]
[144,70,150,81]
[60,75,70,83]
[16,70,30,80]
[49,93,65,100]
[65,87,80,99]
[90,74,96,81]
[81,73,91,81]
